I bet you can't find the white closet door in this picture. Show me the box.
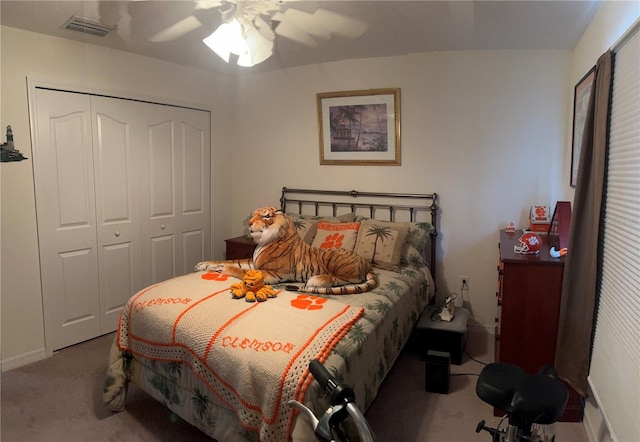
[139,104,211,286]
[91,96,144,332]
[32,88,211,351]
[32,89,101,350]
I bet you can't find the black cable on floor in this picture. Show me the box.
[465,351,488,366]
[462,324,489,366]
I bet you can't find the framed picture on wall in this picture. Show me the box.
[570,66,595,187]
[317,88,400,165]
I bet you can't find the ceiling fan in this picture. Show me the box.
[148,0,368,66]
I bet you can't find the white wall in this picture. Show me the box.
[1,25,574,369]
[4,1,633,371]
[227,49,572,332]
[0,26,236,368]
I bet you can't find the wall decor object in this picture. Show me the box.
[570,67,595,187]
[317,88,400,165]
[1,125,28,162]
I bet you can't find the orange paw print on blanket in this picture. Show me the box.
[201,272,228,281]
[290,294,327,311]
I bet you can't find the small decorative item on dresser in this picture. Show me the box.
[529,205,551,232]
[225,235,256,260]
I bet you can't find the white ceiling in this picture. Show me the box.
[0,1,602,76]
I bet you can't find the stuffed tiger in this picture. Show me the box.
[195,206,378,295]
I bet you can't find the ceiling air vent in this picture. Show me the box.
[62,16,113,37]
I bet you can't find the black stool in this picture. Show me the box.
[415,307,469,364]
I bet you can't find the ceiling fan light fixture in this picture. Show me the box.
[238,23,274,67]
[203,18,248,63]
[203,17,273,67]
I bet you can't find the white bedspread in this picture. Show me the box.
[116,271,363,441]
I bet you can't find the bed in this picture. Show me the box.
[104,187,439,441]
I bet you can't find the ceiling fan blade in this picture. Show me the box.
[274,18,318,48]
[149,15,203,42]
[311,8,368,39]
[253,15,276,41]
[194,0,229,11]
[273,7,368,46]
[278,8,330,40]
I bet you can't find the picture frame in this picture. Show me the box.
[570,67,595,187]
[317,88,400,165]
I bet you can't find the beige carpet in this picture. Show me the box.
[367,333,588,441]
[1,331,588,441]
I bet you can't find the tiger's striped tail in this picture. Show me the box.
[286,271,378,295]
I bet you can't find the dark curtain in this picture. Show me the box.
[555,51,613,397]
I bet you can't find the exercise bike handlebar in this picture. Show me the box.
[289,359,375,442]
[310,359,337,395]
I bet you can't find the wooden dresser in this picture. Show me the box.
[496,230,583,422]
[225,235,256,260]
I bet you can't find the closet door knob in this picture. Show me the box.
[115,231,120,237]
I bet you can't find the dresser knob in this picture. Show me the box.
[115,231,120,237]
[161,225,165,230]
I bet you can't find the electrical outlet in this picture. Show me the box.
[460,276,469,292]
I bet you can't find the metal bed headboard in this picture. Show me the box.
[280,187,439,281]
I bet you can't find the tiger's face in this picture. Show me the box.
[247,206,288,245]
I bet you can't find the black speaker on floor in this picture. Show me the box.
[425,350,450,394]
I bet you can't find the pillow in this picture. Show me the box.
[336,212,356,222]
[353,219,408,271]
[287,213,356,244]
[311,221,361,251]
[289,218,320,244]
[401,222,433,268]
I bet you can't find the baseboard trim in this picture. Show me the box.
[468,323,495,335]
[583,405,600,442]
[1,348,47,372]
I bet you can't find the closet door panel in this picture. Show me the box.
[149,121,176,218]
[32,89,101,350]
[182,122,204,213]
[150,235,176,284]
[144,118,178,283]
[141,105,210,285]
[58,250,96,321]
[101,243,134,319]
[95,114,131,221]
[91,97,143,332]
[183,230,206,274]
[178,110,211,275]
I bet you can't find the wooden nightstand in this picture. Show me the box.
[225,235,256,260]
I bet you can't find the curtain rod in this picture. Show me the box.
[612,16,640,52]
